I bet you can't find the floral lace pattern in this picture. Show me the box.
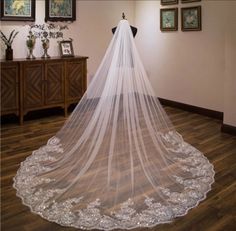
[13,133,215,230]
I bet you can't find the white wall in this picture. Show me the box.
[135,0,236,126]
[0,0,135,83]
[223,2,236,126]
[1,1,235,126]
[76,1,135,82]
[135,0,228,112]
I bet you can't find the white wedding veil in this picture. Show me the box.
[14,20,214,230]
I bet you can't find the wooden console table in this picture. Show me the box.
[0,56,88,124]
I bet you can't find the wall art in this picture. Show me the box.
[161,0,178,5]
[181,0,201,3]
[45,0,76,22]
[0,0,35,21]
[160,8,178,31]
[181,6,201,31]
[59,40,74,57]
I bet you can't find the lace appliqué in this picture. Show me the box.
[13,133,215,230]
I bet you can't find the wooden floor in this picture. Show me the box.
[1,106,236,231]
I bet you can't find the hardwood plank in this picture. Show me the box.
[1,106,236,231]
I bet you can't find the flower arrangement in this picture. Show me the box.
[29,23,68,40]
[0,29,19,48]
[27,23,69,58]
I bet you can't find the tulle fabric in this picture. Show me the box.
[13,20,214,230]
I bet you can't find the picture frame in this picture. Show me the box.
[181,0,201,3]
[45,0,76,22]
[161,0,178,5]
[0,0,35,21]
[59,40,74,57]
[160,8,178,31]
[181,6,201,31]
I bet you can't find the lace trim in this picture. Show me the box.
[13,133,215,230]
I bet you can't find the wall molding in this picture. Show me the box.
[158,97,224,120]
[221,124,236,136]
[159,97,236,136]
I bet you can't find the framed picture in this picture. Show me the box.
[0,0,35,21]
[59,40,74,57]
[181,0,201,3]
[160,8,178,31]
[45,0,76,22]
[161,0,178,5]
[181,6,201,31]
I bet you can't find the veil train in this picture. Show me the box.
[13,19,215,230]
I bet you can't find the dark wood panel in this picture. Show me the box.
[0,63,19,115]
[23,62,44,110]
[0,56,88,124]
[159,97,224,120]
[221,123,236,136]
[45,61,64,105]
[67,60,85,103]
[1,106,236,231]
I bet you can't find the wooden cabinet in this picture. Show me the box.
[1,61,20,116]
[0,56,88,124]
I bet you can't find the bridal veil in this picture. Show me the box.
[14,20,214,230]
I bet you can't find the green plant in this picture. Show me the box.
[0,29,19,47]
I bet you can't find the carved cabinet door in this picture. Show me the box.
[44,61,64,105]
[66,60,85,104]
[0,62,19,115]
[23,62,44,112]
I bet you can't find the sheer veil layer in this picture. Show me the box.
[13,20,215,230]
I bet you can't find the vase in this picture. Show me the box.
[27,48,36,59]
[26,38,36,59]
[5,46,13,60]
[41,39,50,59]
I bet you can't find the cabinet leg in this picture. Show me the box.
[64,108,68,117]
[20,114,23,125]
